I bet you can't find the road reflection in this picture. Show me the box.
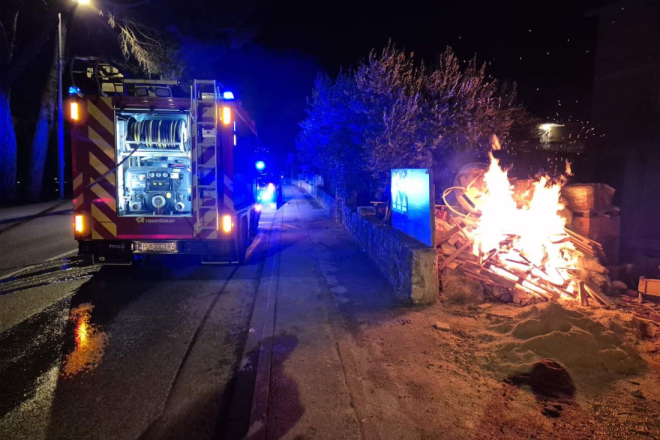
[61,303,108,377]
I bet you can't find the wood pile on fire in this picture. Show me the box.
[436,154,615,307]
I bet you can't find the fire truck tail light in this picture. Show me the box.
[74,214,85,233]
[221,215,233,233]
[222,107,231,125]
[70,102,79,121]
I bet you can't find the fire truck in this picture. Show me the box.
[67,65,261,264]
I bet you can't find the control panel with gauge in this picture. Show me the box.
[124,164,192,215]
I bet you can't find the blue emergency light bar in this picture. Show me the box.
[68,86,81,95]
[222,91,235,100]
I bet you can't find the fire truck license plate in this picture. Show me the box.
[140,242,177,252]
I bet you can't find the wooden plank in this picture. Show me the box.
[438,240,473,271]
[436,226,460,245]
[638,277,660,297]
[480,270,517,290]
[566,227,605,250]
[441,242,457,256]
[583,281,614,306]
[518,278,555,300]
[455,253,477,262]
[449,218,473,242]
[578,281,588,306]
[565,227,592,244]
[571,241,596,258]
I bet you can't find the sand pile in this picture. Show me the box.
[480,302,647,386]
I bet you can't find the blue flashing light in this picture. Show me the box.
[233,134,237,146]
[258,188,274,202]
[255,160,266,171]
[222,91,235,100]
[68,86,81,95]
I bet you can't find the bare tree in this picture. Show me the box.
[25,40,59,202]
[0,0,180,203]
[0,0,69,203]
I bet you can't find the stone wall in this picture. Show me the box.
[341,205,437,304]
[294,177,438,304]
[295,180,341,220]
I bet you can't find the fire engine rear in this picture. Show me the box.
[68,77,261,264]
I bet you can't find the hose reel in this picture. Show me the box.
[127,117,188,149]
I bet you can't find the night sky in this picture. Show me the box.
[65,0,615,166]
[254,0,611,121]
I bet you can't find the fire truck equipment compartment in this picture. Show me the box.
[115,110,193,217]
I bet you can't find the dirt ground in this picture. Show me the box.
[336,298,660,440]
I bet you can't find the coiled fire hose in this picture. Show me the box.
[127,118,186,148]
[83,118,187,192]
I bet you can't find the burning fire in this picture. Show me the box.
[437,144,610,306]
[469,153,578,299]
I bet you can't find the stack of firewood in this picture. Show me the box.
[435,206,614,307]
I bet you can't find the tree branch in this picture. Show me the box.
[0,0,28,67]
[104,9,179,77]
[5,13,59,85]
[0,19,9,67]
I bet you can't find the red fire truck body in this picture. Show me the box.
[69,79,260,264]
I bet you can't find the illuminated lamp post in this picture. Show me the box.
[57,0,90,199]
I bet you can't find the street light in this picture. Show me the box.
[58,0,90,199]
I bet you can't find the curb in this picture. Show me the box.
[225,207,282,440]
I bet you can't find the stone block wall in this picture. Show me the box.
[294,177,438,304]
[341,204,438,304]
[295,179,340,220]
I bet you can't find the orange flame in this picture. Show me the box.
[490,134,501,151]
[468,153,579,299]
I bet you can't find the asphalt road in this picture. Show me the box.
[0,201,77,279]
[0,203,278,440]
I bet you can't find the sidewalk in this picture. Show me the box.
[257,185,412,440]
[263,185,366,439]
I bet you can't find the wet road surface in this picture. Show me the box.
[0,205,277,440]
[0,200,76,280]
